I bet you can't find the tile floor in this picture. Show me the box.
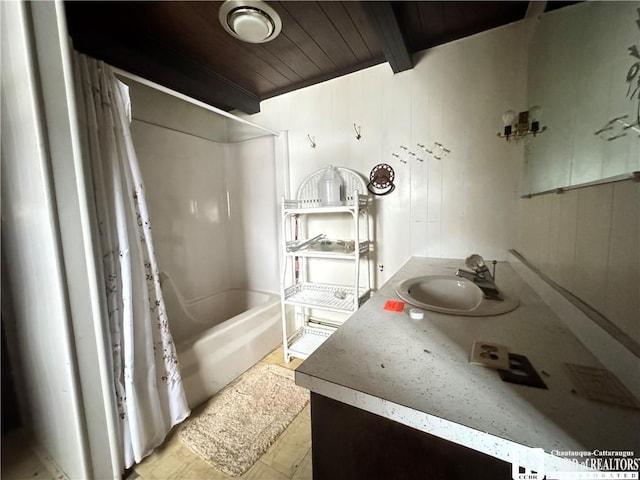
[1,429,66,480]
[1,347,311,480]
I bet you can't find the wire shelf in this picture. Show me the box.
[283,194,368,211]
[284,282,370,312]
[288,326,333,359]
[285,240,370,257]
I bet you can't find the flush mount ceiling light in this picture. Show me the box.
[219,0,282,43]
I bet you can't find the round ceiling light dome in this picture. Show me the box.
[219,0,282,44]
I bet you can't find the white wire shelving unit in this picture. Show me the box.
[280,168,372,362]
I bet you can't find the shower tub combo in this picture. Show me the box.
[159,272,281,408]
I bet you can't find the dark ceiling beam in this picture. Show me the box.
[69,29,261,114]
[361,1,413,74]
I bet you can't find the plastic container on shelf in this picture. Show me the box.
[319,165,344,206]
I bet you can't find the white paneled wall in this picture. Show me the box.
[1,1,89,477]
[517,181,640,345]
[243,21,529,286]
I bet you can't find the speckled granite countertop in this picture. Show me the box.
[295,257,640,470]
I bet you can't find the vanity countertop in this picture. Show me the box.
[295,257,640,468]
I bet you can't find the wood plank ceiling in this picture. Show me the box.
[64,1,576,114]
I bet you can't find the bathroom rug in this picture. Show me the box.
[178,363,309,476]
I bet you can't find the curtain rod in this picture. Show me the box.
[112,67,279,137]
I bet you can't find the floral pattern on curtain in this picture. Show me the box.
[72,52,190,469]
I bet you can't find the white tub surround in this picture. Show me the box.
[296,257,640,476]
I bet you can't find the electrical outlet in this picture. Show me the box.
[469,341,510,370]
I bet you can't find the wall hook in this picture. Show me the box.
[307,134,317,149]
[392,152,406,164]
[353,123,362,140]
[594,114,640,139]
[417,143,433,154]
[433,141,451,156]
[607,133,627,141]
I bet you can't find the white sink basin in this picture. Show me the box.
[395,275,519,316]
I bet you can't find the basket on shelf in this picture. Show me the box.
[295,166,367,207]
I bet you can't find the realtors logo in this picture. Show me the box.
[512,447,546,480]
[511,447,640,480]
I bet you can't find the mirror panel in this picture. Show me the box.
[523,2,639,195]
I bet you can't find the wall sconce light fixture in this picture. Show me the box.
[497,106,547,141]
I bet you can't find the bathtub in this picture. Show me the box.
[159,272,282,409]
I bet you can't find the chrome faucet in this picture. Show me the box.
[455,254,503,301]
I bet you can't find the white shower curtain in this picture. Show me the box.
[72,52,190,469]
